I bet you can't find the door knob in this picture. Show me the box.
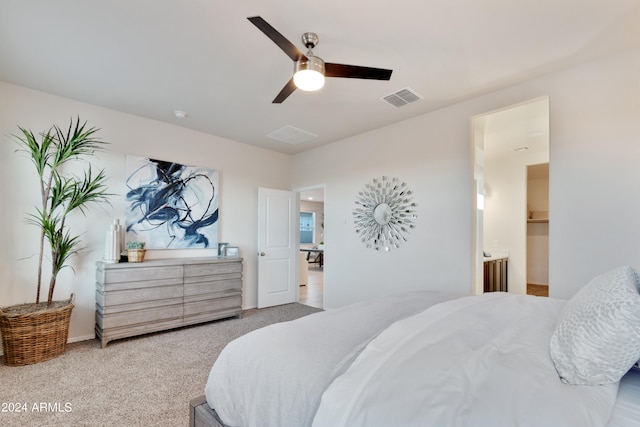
[259,252,266,256]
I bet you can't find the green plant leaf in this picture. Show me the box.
[13,116,111,305]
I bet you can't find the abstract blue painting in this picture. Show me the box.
[125,155,219,249]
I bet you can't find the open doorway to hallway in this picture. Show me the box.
[298,187,324,309]
[299,265,323,308]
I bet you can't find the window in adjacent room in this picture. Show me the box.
[300,212,315,244]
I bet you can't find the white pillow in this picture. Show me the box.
[549,266,640,385]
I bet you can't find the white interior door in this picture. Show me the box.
[257,187,298,308]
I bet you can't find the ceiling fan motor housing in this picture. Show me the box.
[294,55,325,75]
[301,32,319,49]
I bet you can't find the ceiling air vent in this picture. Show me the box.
[381,87,423,108]
[266,125,318,145]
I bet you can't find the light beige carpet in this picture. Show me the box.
[0,303,322,427]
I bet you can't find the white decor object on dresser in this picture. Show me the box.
[95,257,243,348]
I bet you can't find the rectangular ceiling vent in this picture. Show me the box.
[266,125,318,145]
[381,87,423,108]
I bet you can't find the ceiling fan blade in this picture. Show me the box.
[273,78,297,103]
[325,63,393,80]
[247,16,306,62]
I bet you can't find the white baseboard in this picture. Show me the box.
[69,334,97,344]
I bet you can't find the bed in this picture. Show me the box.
[190,266,640,427]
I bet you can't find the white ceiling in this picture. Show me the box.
[300,188,325,203]
[0,1,638,155]
[480,97,549,161]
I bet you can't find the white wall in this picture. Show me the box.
[293,105,473,308]
[546,49,640,298]
[292,48,640,307]
[528,176,550,215]
[0,81,292,342]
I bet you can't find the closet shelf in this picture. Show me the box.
[527,211,548,223]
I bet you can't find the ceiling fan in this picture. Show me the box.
[247,16,393,103]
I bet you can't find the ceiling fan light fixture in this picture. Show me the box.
[293,56,325,91]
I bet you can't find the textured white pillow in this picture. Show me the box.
[550,266,640,385]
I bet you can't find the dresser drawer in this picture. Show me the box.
[183,293,242,324]
[97,265,183,285]
[96,283,183,307]
[183,277,242,297]
[96,303,183,329]
[184,262,242,278]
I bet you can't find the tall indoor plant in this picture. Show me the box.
[0,117,110,365]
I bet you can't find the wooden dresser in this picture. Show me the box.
[95,257,243,347]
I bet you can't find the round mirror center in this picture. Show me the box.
[373,203,392,225]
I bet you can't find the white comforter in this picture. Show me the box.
[312,293,619,427]
[205,291,458,427]
[205,292,620,427]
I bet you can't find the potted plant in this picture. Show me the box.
[126,241,146,263]
[0,117,110,366]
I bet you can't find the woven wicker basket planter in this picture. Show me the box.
[127,249,146,263]
[0,294,74,366]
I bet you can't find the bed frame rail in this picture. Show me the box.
[189,396,227,427]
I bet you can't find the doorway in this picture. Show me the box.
[526,163,549,296]
[471,97,550,295]
[298,186,325,309]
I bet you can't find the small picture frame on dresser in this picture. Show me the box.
[218,242,228,257]
[225,246,239,257]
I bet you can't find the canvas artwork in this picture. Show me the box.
[125,155,219,249]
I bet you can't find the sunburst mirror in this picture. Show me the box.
[352,176,417,251]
